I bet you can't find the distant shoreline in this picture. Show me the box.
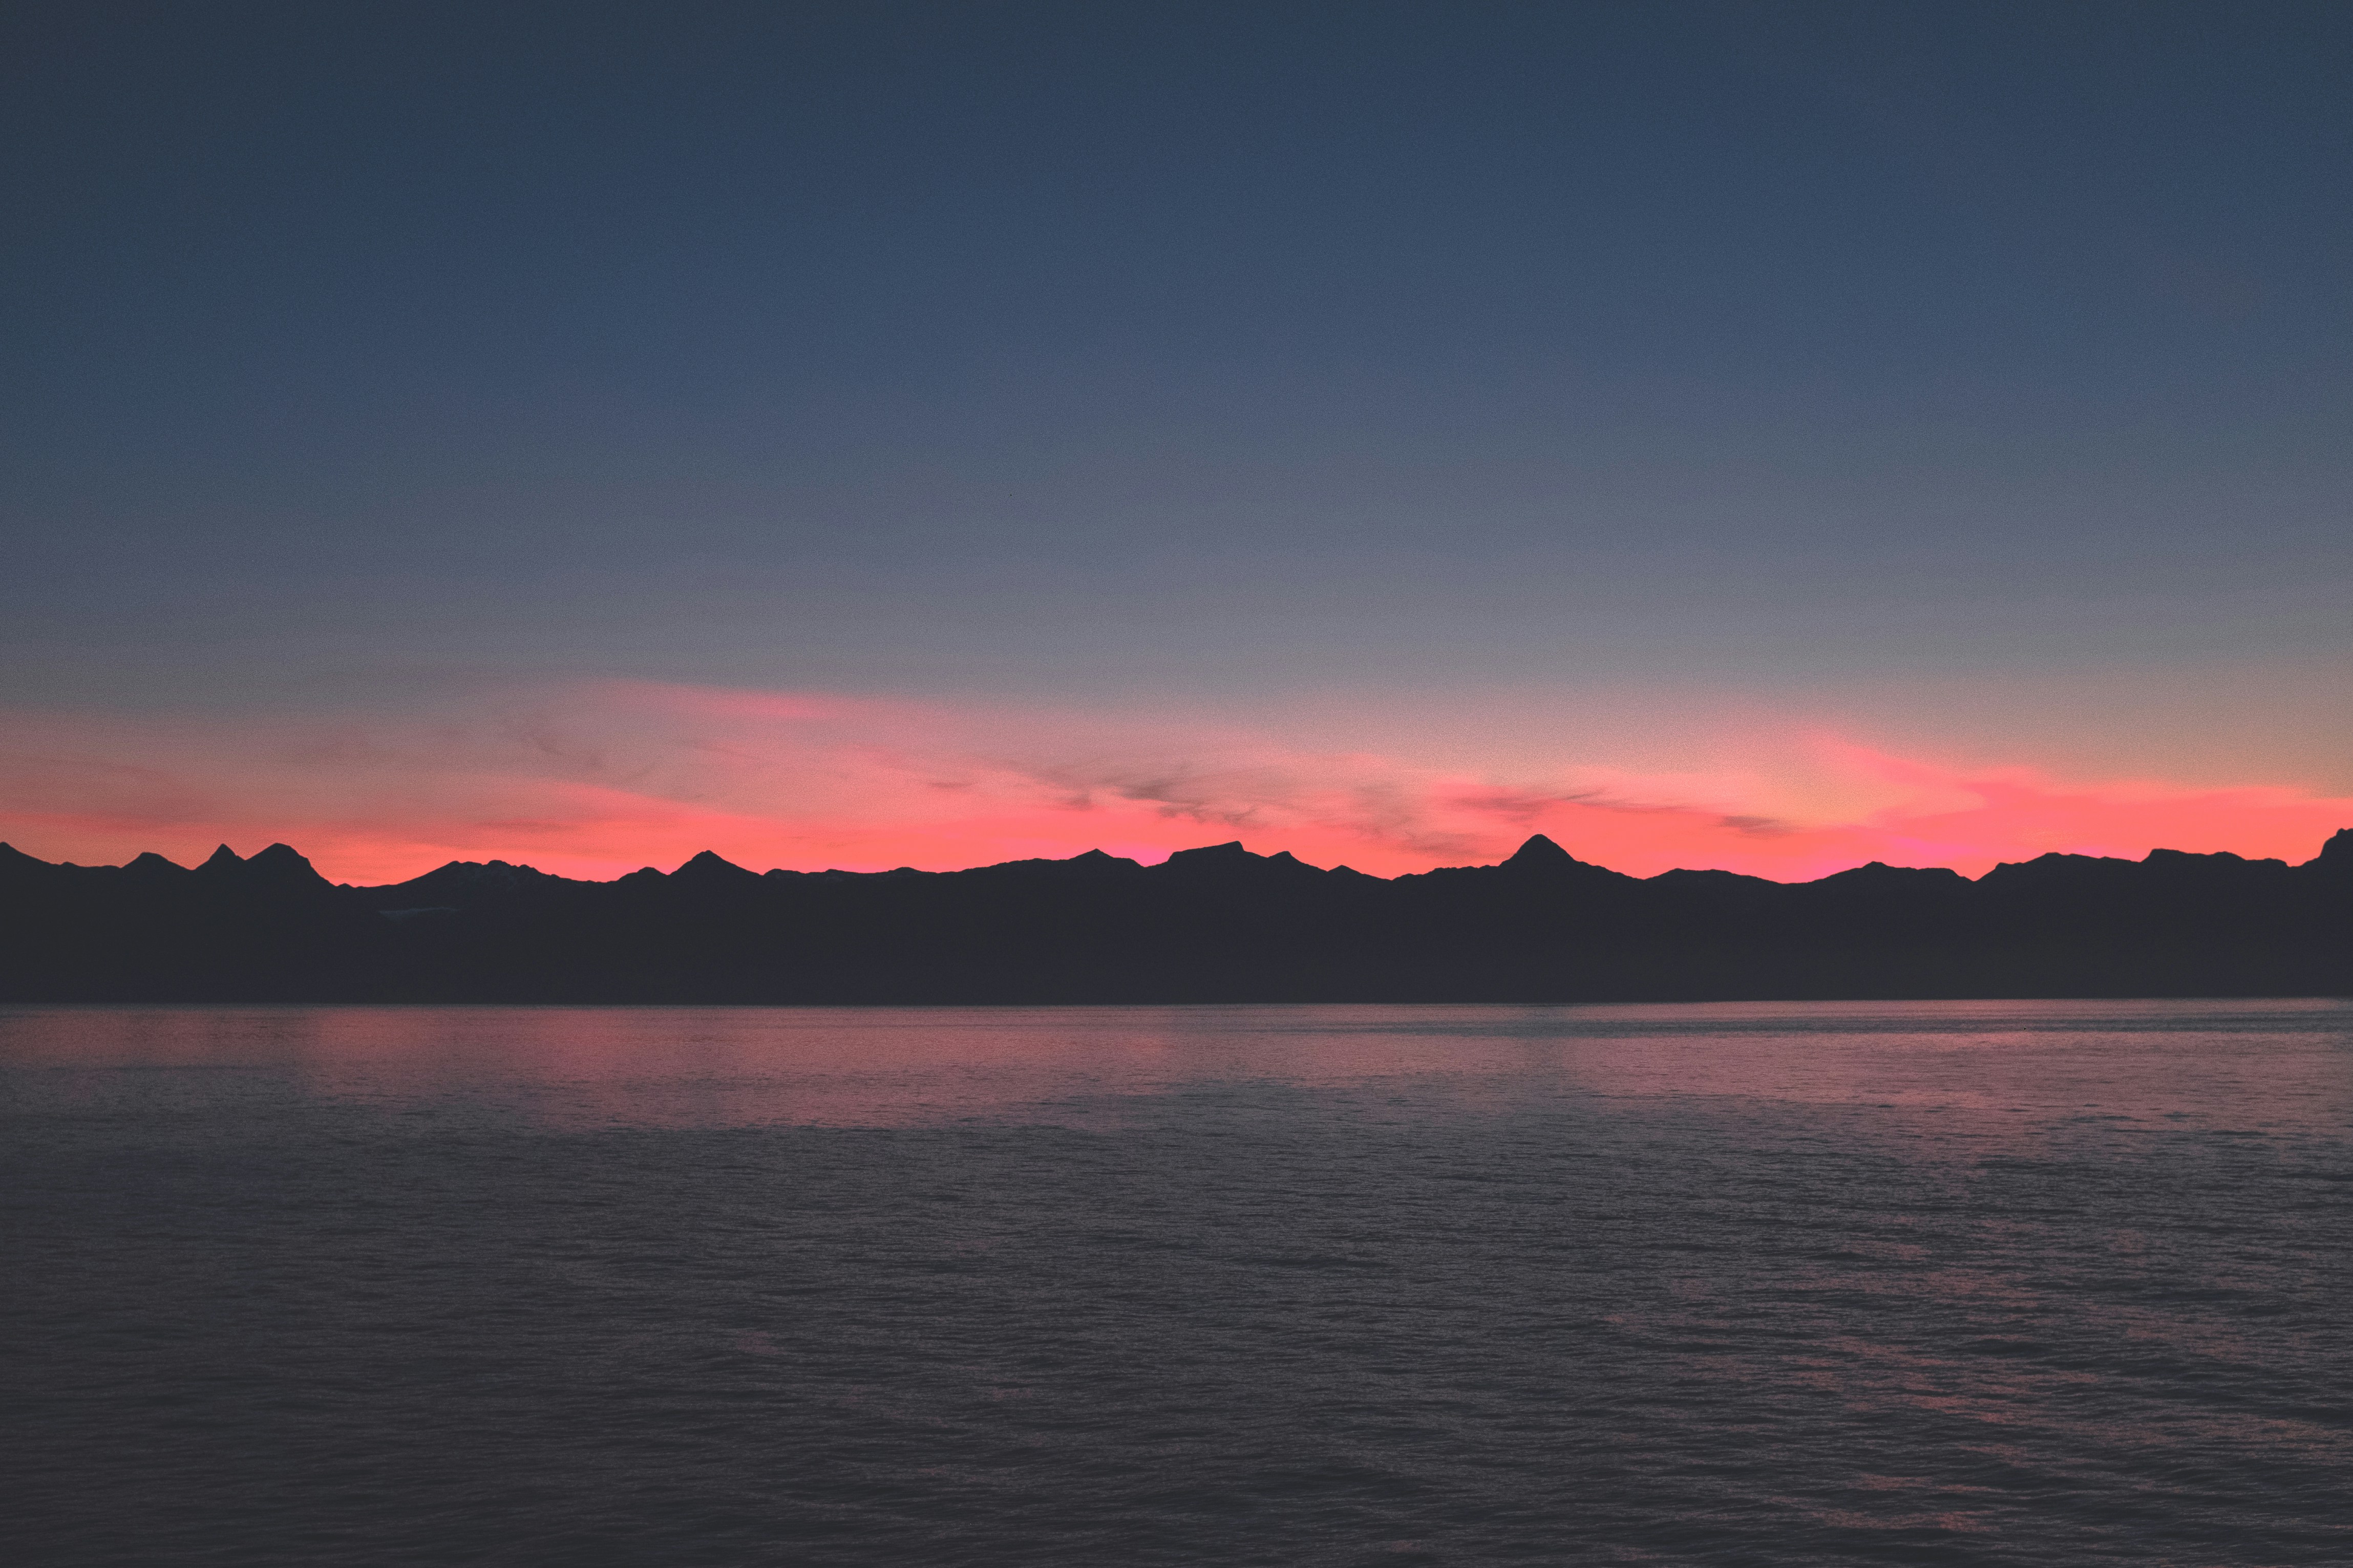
[5,830,2348,1005]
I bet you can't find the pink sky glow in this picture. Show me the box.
[3,680,2347,885]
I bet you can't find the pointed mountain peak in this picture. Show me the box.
[124,851,189,877]
[673,849,760,882]
[1502,834,1577,870]
[188,842,333,890]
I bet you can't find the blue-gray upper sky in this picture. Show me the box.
[5,1,2349,790]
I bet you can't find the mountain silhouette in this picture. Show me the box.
[1,833,2346,1003]
[1500,833,1578,871]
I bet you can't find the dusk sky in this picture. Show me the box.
[6,1,2350,882]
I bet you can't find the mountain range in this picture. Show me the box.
[3,832,2347,1003]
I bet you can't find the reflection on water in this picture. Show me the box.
[5,1000,2350,1566]
[8,997,2350,1133]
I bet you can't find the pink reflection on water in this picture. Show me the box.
[1,998,2347,1135]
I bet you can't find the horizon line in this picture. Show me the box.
[10,827,2348,892]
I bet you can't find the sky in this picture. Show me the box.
[4,1,2349,882]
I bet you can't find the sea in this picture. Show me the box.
[4,1000,2349,1566]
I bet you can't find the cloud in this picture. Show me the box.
[1,680,2347,884]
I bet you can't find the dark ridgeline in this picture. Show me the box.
[1,831,2347,1003]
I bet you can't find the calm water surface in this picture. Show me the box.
[5,1000,2350,1565]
